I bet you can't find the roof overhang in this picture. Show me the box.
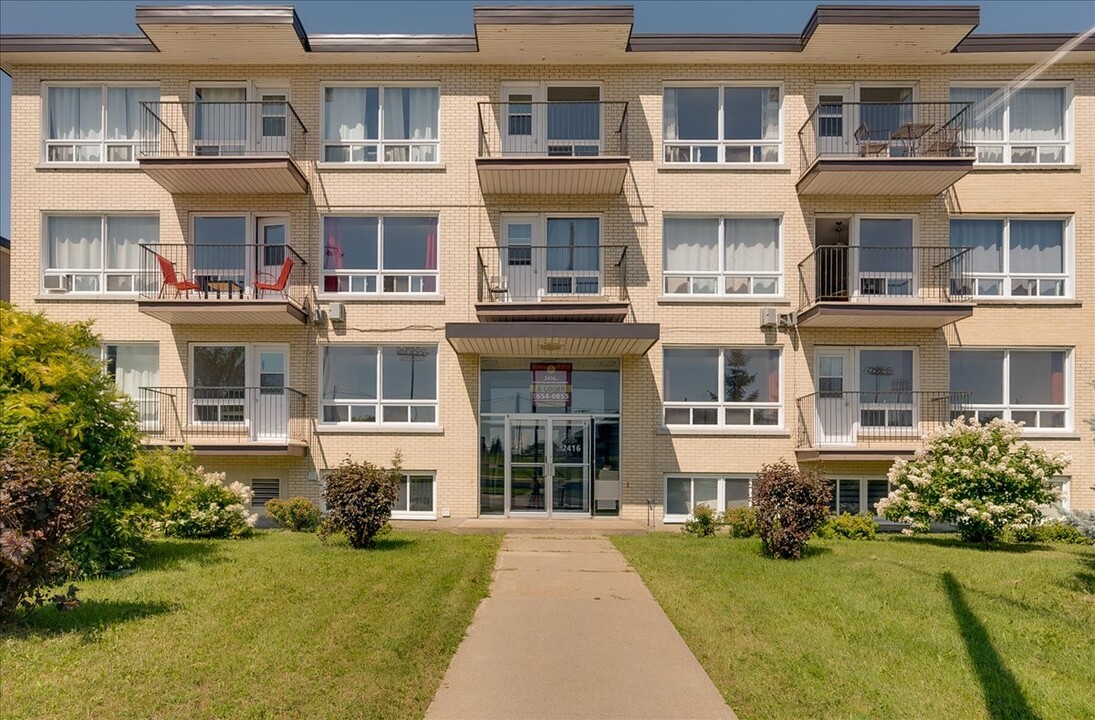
[446,321,658,357]
[473,5,633,60]
[797,158,974,196]
[796,302,974,329]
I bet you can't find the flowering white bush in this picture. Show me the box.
[161,468,258,539]
[878,417,1068,544]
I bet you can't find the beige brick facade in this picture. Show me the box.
[3,7,1093,522]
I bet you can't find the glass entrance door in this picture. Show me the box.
[505,416,590,516]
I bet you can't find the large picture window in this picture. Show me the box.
[43,214,158,293]
[323,85,439,163]
[44,84,158,163]
[950,349,1070,430]
[663,85,781,164]
[392,473,436,519]
[663,216,780,296]
[323,216,438,294]
[951,217,1068,298]
[321,345,438,426]
[664,475,754,522]
[830,478,891,516]
[950,84,1070,164]
[663,348,781,428]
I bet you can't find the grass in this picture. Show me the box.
[612,533,1095,720]
[1,530,501,720]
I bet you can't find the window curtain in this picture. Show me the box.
[106,87,158,140]
[324,87,374,141]
[1009,220,1064,273]
[725,219,779,271]
[1010,88,1064,142]
[722,88,780,141]
[951,87,1004,142]
[664,218,718,271]
[760,88,780,140]
[383,88,438,141]
[195,87,247,143]
[663,87,718,140]
[663,88,680,140]
[48,216,101,269]
[111,345,159,423]
[48,87,102,140]
[107,216,158,270]
[547,218,600,271]
[950,219,1003,272]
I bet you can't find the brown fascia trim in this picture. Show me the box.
[135,5,310,50]
[954,33,1095,53]
[472,5,635,25]
[446,321,659,341]
[308,34,479,53]
[629,34,802,53]
[0,35,158,52]
[802,4,981,43]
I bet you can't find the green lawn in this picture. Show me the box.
[613,534,1095,720]
[1,530,501,720]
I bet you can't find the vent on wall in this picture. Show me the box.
[251,478,281,508]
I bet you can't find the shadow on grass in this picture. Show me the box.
[942,572,1040,720]
[1,599,175,642]
[136,538,226,572]
[320,533,417,551]
[891,535,1051,554]
[1071,552,1095,595]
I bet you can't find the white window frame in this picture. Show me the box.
[950,348,1073,433]
[662,81,784,165]
[320,82,441,165]
[663,474,755,523]
[662,214,783,297]
[391,472,437,520]
[40,212,159,295]
[318,344,440,428]
[950,215,1073,299]
[852,214,919,300]
[190,80,291,156]
[188,211,291,297]
[41,81,160,165]
[950,81,1074,165]
[94,342,160,429]
[189,343,251,426]
[829,477,892,517]
[662,347,783,430]
[854,346,918,433]
[320,214,441,296]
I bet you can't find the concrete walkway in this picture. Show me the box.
[426,535,737,720]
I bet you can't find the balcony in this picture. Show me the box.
[138,386,308,456]
[795,390,970,461]
[796,245,974,328]
[475,244,629,321]
[136,243,309,325]
[797,101,974,195]
[137,100,309,194]
[476,101,629,195]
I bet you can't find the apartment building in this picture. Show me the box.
[1,4,1092,524]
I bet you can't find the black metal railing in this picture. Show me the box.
[799,101,974,168]
[138,386,308,445]
[138,243,307,306]
[475,244,629,302]
[796,391,971,448]
[137,100,308,160]
[477,101,629,158]
[797,245,972,311]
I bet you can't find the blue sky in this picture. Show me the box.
[2,0,1094,237]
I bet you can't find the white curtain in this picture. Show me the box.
[107,216,158,270]
[725,219,779,271]
[48,216,101,269]
[951,87,1004,142]
[325,87,372,141]
[950,219,1003,272]
[48,87,102,140]
[760,87,780,140]
[664,218,718,271]
[112,345,159,423]
[106,87,158,140]
[383,87,438,140]
[195,87,246,143]
[663,88,680,140]
[1010,87,1064,142]
[1010,220,1063,273]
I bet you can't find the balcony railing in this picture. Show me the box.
[799,101,974,167]
[138,386,308,446]
[796,391,971,448]
[138,243,307,306]
[475,244,629,303]
[797,245,972,311]
[477,101,629,158]
[137,100,308,160]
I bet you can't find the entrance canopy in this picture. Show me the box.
[446,322,659,357]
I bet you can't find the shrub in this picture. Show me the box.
[1003,520,1091,546]
[0,438,96,620]
[266,496,322,533]
[816,513,878,540]
[682,503,718,538]
[878,418,1068,544]
[753,460,831,560]
[161,469,257,539]
[320,455,401,549]
[1061,508,1095,543]
[722,507,759,538]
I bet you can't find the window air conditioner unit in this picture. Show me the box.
[43,275,70,292]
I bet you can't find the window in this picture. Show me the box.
[664,475,754,522]
[1051,476,1070,512]
[951,217,1069,298]
[322,85,439,163]
[192,345,246,423]
[323,216,438,294]
[44,84,158,163]
[663,85,781,164]
[950,84,1070,164]
[96,343,159,426]
[250,479,280,509]
[392,473,435,519]
[829,478,891,516]
[950,349,1070,430]
[321,345,438,426]
[858,349,914,428]
[43,214,158,293]
[663,348,781,428]
[663,216,781,296]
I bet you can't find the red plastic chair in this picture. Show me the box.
[255,257,294,298]
[154,253,200,298]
